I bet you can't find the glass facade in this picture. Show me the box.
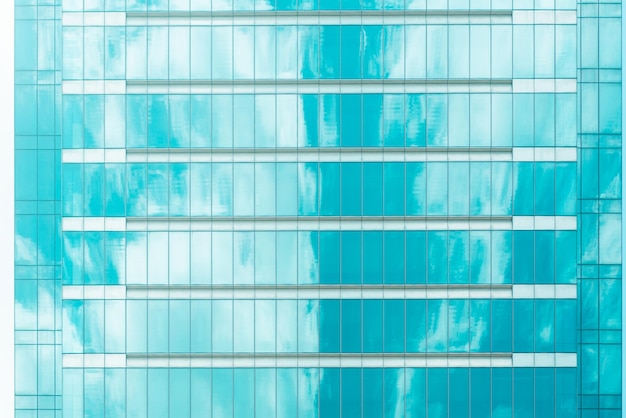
[14,0,621,417]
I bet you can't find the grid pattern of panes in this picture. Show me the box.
[577,0,623,415]
[15,0,63,416]
[11,0,617,417]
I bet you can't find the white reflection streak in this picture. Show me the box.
[298,163,317,215]
[427,302,448,351]
[539,324,553,344]
[491,233,511,284]
[233,28,254,79]
[384,27,404,79]
[299,368,321,418]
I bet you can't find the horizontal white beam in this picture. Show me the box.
[61,10,577,27]
[61,147,577,164]
[61,216,577,232]
[62,79,577,95]
[62,284,577,300]
[62,352,577,369]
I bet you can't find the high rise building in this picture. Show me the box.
[14,0,621,416]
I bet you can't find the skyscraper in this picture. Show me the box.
[14,0,621,417]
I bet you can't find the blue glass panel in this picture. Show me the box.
[514,368,534,417]
[320,231,339,284]
[127,369,147,418]
[383,231,404,284]
[341,369,362,418]
[363,300,382,352]
[427,369,448,417]
[536,369,556,418]
[555,369,576,418]
[406,231,426,284]
[341,163,361,216]
[212,369,233,418]
[341,231,362,284]
[363,369,383,418]
[383,368,405,417]
[363,231,383,284]
[383,300,404,352]
[234,369,254,418]
[492,300,512,352]
[492,368,512,416]
[342,300,362,353]
[320,299,340,352]
[320,368,340,418]
[363,95,383,146]
[514,300,534,352]
[449,368,469,417]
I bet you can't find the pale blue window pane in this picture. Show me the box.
[255,369,276,417]
[470,26,490,78]
[513,25,533,78]
[319,94,340,146]
[191,232,211,285]
[513,163,533,215]
[126,300,147,353]
[427,369,448,416]
[124,26,148,80]
[190,300,211,353]
[62,164,82,216]
[600,279,621,330]
[276,300,297,351]
[470,300,491,352]
[147,27,168,79]
[599,18,620,69]
[84,164,104,216]
[426,95,447,146]
[84,300,104,353]
[363,26,382,78]
[514,231,534,283]
[191,369,211,418]
[492,94,512,147]
[449,162,469,216]
[513,94,534,146]
[298,300,319,352]
[492,26,512,78]
[427,300,448,352]
[556,300,576,352]
[406,163,426,215]
[470,231,490,284]
[190,163,211,216]
[555,231,575,284]
[37,86,55,136]
[535,94,555,146]
[234,370,255,418]
[556,25,576,78]
[449,26,469,79]
[191,27,211,79]
[84,369,105,418]
[599,345,621,394]
[599,214,622,264]
[298,26,319,79]
[212,27,233,79]
[405,369,426,418]
[84,232,105,284]
[277,369,298,418]
[449,94,469,146]
[363,369,383,418]
[340,26,361,79]
[212,231,233,284]
[63,27,83,79]
[555,163,576,215]
[147,231,168,285]
[255,26,276,79]
[599,149,621,199]
[582,345,598,394]
[448,299,469,351]
[170,300,190,352]
[449,369,469,417]
[234,300,254,352]
[169,95,191,147]
[428,231,447,284]
[449,231,469,284]
[599,83,622,134]
[535,25,554,78]
[62,369,83,418]
[277,26,297,79]
[299,95,319,146]
[255,300,276,352]
[104,95,126,148]
[297,369,320,418]
[298,231,319,284]
[406,94,426,146]
[212,163,232,216]
[427,26,447,78]
[234,163,254,216]
[383,368,405,417]
[170,163,190,216]
[276,232,297,285]
[126,232,147,284]
[255,95,276,147]
[406,300,426,352]
[427,163,447,215]
[276,95,297,147]
[127,369,147,418]
[364,300,383,352]
[384,300,404,352]
[62,300,84,353]
[297,163,318,215]
[234,27,254,79]
[581,148,599,199]
[126,95,147,148]
[105,27,125,79]
[253,163,275,216]
[105,300,125,352]
[405,26,426,79]
[104,369,125,418]
[254,232,276,285]
[63,95,84,148]
[147,95,169,148]
[148,369,168,418]
[16,21,37,71]
[514,300,534,351]
[169,369,190,418]
[213,300,233,352]
[384,26,404,79]
[147,300,168,352]
[535,300,555,352]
